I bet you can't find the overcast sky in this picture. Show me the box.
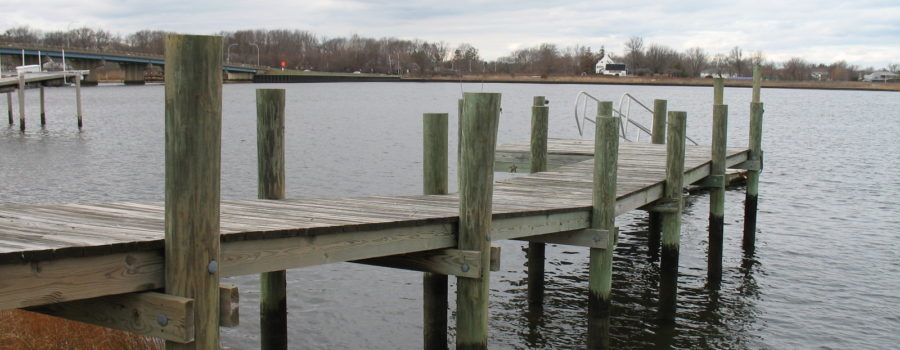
[5,0,899,68]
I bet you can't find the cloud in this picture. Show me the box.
[3,0,898,67]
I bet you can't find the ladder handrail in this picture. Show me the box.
[574,91,698,145]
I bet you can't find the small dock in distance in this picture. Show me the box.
[2,69,88,130]
[0,34,765,349]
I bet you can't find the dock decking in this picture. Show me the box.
[0,140,749,311]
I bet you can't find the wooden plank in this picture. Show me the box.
[28,292,195,343]
[519,228,613,249]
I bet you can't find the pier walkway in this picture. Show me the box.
[0,140,748,310]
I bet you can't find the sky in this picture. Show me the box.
[4,0,899,68]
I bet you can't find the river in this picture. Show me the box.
[1,81,898,349]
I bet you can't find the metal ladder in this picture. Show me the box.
[574,91,698,145]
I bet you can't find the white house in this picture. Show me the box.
[595,56,627,76]
[862,71,899,82]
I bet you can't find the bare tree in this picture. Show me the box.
[644,44,677,74]
[624,36,644,74]
[781,57,810,80]
[729,46,745,76]
[682,47,707,77]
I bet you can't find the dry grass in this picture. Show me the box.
[412,74,900,92]
[0,310,162,350]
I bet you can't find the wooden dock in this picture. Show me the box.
[0,35,764,349]
[2,70,88,130]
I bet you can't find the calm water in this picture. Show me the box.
[1,81,898,349]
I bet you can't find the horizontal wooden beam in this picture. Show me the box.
[729,159,761,170]
[694,174,725,188]
[355,248,483,278]
[647,198,682,213]
[518,228,617,249]
[27,291,195,343]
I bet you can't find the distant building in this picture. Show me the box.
[810,68,829,81]
[595,56,627,76]
[862,71,899,82]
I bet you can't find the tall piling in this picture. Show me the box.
[527,96,549,307]
[708,104,728,285]
[587,102,619,349]
[164,34,223,350]
[39,86,46,126]
[713,78,724,105]
[6,93,12,125]
[456,92,501,350]
[659,111,686,323]
[648,99,667,257]
[744,66,764,251]
[75,73,83,129]
[257,89,287,350]
[17,74,25,131]
[422,112,449,350]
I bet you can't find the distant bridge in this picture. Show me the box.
[1,44,260,84]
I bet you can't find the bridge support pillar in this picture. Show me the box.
[123,63,147,85]
[70,59,100,86]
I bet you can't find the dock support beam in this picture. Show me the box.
[527,96,549,307]
[744,66,764,252]
[75,72,83,129]
[456,92,501,350]
[659,111,686,323]
[422,112,449,350]
[257,89,287,350]
[18,74,25,131]
[708,104,728,285]
[587,102,619,349]
[164,33,223,350]
[648,99,667,257]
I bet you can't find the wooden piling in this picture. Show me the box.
[164,33,223,350]
[40,86,46,126]
[587,102,619,349]
[75,73,83,129]
[18,74,25,131]
[744,97,764,251]
[456,92,501,350]
[648,99,667,256]
[713,78,724,105]
[659,111,686,323]
[6,93,12,125]
[527,96,549,307]
[708,104,727,285]
[422,112,449,350]
[256,88,287,350]
[752,66,762,104]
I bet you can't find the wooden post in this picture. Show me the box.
[713,78,724,105]
[708,104,727,285]
[648,99,667,257]
[75,72,83,129]
[457,98,463,188]
[456,92,501,350]
[6,93,12,125]
[527,96,548,307]
[659,111,686,323]
[257,88,287,350]
[39,86,46,126]
[752,65,762,103]
[744,66,764,251]
[18,74,25,131]
[587,101,618,349]
[423,112,449,350]
[164,33,223,350]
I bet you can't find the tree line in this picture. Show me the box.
[2,26,896,81]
